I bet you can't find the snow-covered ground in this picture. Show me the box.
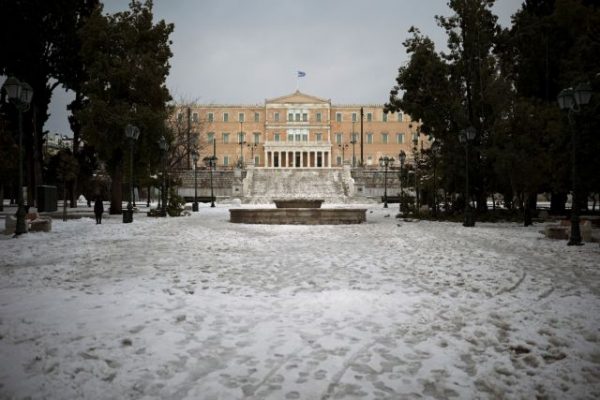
[0,203,599,399]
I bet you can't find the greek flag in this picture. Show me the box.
[297,71,306,77]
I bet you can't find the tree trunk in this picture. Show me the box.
[0,183,3,211]
[523,192,536,227]
[109,166,123,214]
[62,182,67,222]
[69,180,78,208]
[147,184,151,207]
[550,192,567,215]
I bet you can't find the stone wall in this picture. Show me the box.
[175,169,243,199]
[351,168,401,198]
[175,167,405,201]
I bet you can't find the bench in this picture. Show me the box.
[381,196,401,203]
[182,196,216,203]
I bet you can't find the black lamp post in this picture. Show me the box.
[205,155,217,207]
[398,150,406,215]
[557,82,592,246]
[458,126,476,227]
[351,121,357,167]
[379,155,395,208]
[123,124,140,223]
[158,135,168,216]
[3,77,33,236]
[431,141,441,217]
[247,143,257,166]
[191,149,199,212]
[238,121,245,168]
[338,143,349,164]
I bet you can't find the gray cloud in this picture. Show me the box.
[45,0,523,136]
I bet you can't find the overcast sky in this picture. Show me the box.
[45,0,523,136]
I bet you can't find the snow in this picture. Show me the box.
[1,203,599,399]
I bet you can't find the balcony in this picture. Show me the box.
[264,140,332,148]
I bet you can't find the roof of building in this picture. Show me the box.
[265,90,330,105]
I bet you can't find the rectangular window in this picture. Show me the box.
[315,132,322,142]
[336,133,342,144]
[239,113,244,122]
[295,113,300,122]
[223,132,229,144]
[352,113,357,122]
[287,133,293,142]
[337,156,342,166]
[336,113,342,122]
[238,132,245,144]
[253,132,260,144]
[274,112,280,122]
[397,112,403,122]
[223,112,229,122]
[351,133,358,142]
[208,112,214,122]
[302,113,308,122]
[223,156,229,166]
[274,133,280,142]
[367,133,373,144]
[254,155,259,166]
[396,133,404,144]
[382,133,389,144]
[413,132,419,142]
[316,112,322,122]
[192,112,199,123]
[288,112,293,121]
[382,113,387,122]
[207,132,215,143]
[254,112,259,122]
[367,112,372,122]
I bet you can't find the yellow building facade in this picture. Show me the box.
[175,91,424,168]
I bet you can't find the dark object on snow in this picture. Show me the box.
[94,196,104,224]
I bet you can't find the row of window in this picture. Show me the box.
[178,111,405,124]
[215,154,401,167]
[206,132,420,145]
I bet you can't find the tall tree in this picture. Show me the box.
[507,0,600,214]
[0,0,96,207]
[77,0,174,214]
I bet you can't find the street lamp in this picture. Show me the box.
[379,155,395,208]
[204,155,217,207]
[247,143,257,166]
[431,141,441,217]
[338,143,349,165]
[158,135,168,216]
[191,149,199,212]
[398,150,406,215]
[3,77,33,236]
[350,122,357,167]
[458,126,476,227]
[238,121,245,168]
[123,124,140,223]
[557,82,592,246]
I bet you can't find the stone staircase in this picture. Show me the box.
[243,168,353,204]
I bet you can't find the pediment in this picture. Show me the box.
[266,90,330,105]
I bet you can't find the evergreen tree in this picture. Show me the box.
[77,0,174,214]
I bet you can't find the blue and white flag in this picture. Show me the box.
[297,71,306,78]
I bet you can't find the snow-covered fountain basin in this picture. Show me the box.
[230,199,366,225]
[273,199,324,208]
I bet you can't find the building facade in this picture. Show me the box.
[175,91,425,169]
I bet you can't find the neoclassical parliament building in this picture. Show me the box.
[175,91,425,169]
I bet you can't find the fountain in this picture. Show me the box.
[229,198,366,225]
